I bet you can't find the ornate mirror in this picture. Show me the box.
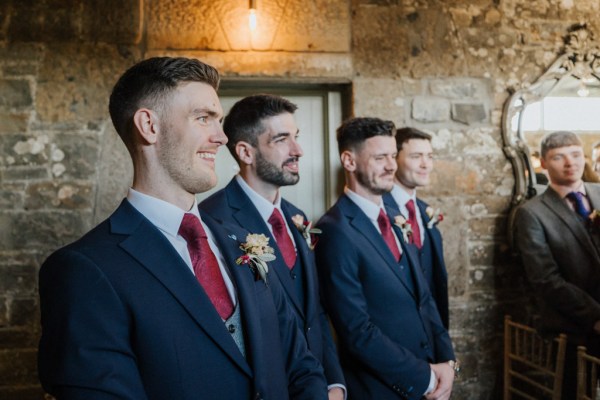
[502,24,600,247]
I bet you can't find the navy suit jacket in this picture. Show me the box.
[200,178,345,387]
[38,199,327,400]
[383,193,449,328]
[315,194,454,400]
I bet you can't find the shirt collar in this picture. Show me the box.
[344,186,385,222]
[390,184,417,208]
[235,175,283,222]
[550,181,587,199]
[127,188,201,237]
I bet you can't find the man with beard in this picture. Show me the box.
[315,117,456,400]
[200,94,346,400]
[37,58,328,400]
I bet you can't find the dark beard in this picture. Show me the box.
[256,153,300,187]
[355,168,391,195]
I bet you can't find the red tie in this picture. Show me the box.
[178,214,234,320]
[405,199,422,249]
[377,209,401,262]
[268,209,297,269]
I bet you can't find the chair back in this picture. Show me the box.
[503,315,567,400]
[577,346,600,400]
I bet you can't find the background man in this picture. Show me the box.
[315,117,456,400]
[38,57,327,400]
[515,130,600,398]
[200,94,346,400]
[383,127,450,329]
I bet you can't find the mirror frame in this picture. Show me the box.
[502,24,600,248]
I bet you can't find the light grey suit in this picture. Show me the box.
[514,183,600,342]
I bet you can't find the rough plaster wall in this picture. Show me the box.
[0,0,598,398]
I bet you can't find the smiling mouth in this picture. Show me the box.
[198,152,216,160]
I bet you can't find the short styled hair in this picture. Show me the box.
[395,127,432,152]
[108,57,220,151]
[223,94,298,161]
[540,131,582,158]
[336,117,396,154]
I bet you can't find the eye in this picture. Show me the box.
[198,116,209,124]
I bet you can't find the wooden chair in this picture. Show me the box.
[577,346,600,400]
[504,315,567,400]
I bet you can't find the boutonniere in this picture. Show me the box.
[291,214,322,250]
[425,206,444,229]
[393,215,412,243]
[235,233,276,284]
[588,209,600,229]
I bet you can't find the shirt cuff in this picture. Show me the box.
[327,383,347,400]
[424,368,436,395]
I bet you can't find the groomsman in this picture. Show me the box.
[200,94,346,400]
[315,117,456,400]
[514,130,600,398]
[383,127,449,329]
[37,58,328,400]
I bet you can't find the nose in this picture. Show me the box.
[291,137,304,157]
[386,155,397,172]
[212,122,228,146]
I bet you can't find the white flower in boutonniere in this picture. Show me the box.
[425,206,444,229]
[291,214,322,250]
[235,233,276,284]
[393,215,412,243]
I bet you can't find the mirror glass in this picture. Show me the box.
[502,24,600,246]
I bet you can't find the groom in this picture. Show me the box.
[37,57,327,400]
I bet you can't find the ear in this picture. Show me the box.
[133,108,159,145]
[235,141,255,166]
[540,157,547,170]
[340,150,356,172]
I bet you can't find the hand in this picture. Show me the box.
[425,362,455,400]
[594,320,600,335]
[328,387,345,400]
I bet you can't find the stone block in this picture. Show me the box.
[7,298,37,326]
[353,78,421,124]
[0,299,6,326]
[469,216,507,239]
[147,0,349,52]
[1,134,50,167]
[2,64,38,76]
[25,181,93,210]
[0,348,38,386]
[1,167,49,181]
[82,0,142,44]
[0,80,32,109]
[0,43,44,62]
[0,211,92,252]
[0,112,30,134]
[0,327,39,349]
[0,386,46,400]
[468,241,511,267]
[52,134,99,180]
[7,0,80,42]
[35,43,137,124]
[451,103,488,124]
[0,183,25,210]
[411,96,451,122]
[0,264,37,296]
[430,79,480,99]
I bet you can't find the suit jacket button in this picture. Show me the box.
[228,324,236,333]
[291,272,297,279]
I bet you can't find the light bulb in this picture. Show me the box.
[249,9,257,31]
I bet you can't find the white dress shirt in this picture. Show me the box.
[126,188,237,309]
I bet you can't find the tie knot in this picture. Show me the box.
[178,213,207,243]
[377,209,391,230]
[268,209,286,230]
[405,199,416,215]
[566,191,591,219]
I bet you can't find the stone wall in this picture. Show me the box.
[1,0,599,398]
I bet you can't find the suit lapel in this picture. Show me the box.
[417,199,446,279]
[111,201,251,376]
[225,180,305,318]
[339,195,417,299]
[542,187,599,261]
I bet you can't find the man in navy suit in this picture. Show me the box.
[383,127,449,329]
[315,117,456,400]
[200,94,346,400]
[37,57,327,400]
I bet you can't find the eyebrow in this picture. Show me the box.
[191,108,222,118]
[269,129,299,142]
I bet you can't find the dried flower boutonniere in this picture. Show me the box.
[291,214,322,250]
[393,215,412,243]
[235,233,276,284]
[425,206,444,229]
[588,209,600,230]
